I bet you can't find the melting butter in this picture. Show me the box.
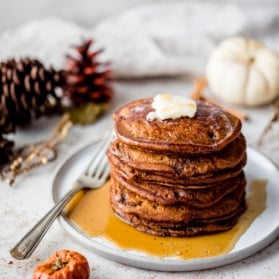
[66,179,266,259]
[147,94,197,121]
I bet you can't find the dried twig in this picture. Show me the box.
[190,78,207,100]
[1,114,73,185]
[190,78,248,121]
[257,98,279,146]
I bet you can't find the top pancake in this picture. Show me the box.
[113,98,242,154]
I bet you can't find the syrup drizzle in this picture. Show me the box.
[66,179,266,259]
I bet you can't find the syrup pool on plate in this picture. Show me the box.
[66,179,266,259]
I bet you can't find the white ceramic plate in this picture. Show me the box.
[52,143,279,271]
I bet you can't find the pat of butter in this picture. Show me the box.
[147,94,197,121]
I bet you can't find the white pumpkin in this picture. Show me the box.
[206,36,279,106]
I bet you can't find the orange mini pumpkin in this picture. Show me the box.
[33,249,90,279]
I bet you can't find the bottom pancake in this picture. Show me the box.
[112,201,246,237]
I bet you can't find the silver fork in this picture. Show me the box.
[10,132,113,260]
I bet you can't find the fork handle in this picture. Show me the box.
[10,184,83,260]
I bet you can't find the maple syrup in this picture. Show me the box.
[66,179,266,259]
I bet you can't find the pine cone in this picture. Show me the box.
[0,136,14,165]
[0,58,62,134]
[62,39,113,106]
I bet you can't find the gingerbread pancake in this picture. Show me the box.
[112,203,246,237]
[110,179,245,224]
[108,150,247,186]
[113,98,242,154]
[110,170,246,207]
[108,134,246,177]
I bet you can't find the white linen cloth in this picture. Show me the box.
[0,2,279,78]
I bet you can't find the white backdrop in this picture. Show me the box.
[1,1,279,80]
[0,0,278,32]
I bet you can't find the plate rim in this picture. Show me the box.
[52,143,279,272]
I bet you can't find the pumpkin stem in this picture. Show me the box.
[51,257,68,271]
[249,56,255,64]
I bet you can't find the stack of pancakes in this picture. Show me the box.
[107,98,247,237]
